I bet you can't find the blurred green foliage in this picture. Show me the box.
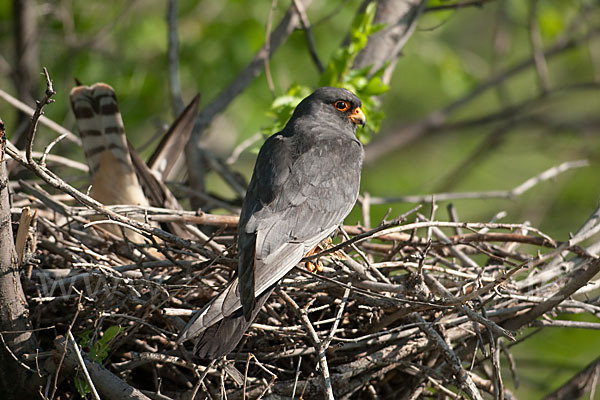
[1,0,599,397]
[263,2,388,143]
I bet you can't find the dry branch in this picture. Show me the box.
[0,119,41,399]
[365,25,600,163]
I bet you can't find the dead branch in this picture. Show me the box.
[544,356,600,400]
[0,119,41,399]
[365,26,600,163]
[364,159,589,204]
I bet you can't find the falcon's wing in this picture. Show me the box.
[178,130,363,345]
[235,130,364,318]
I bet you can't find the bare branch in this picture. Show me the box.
[544,357,600,400]
[354,0,428,83]
[192,0,312,133]
[528,0,550,93]
[425,0,498,12]
[366,26,600,163]
[0,89,80,145]
[292,0,324,72]
[166,0,185,116]
[365,160,589,204]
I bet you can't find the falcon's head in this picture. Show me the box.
[290,87,366,132]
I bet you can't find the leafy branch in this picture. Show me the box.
[262,2,390,144]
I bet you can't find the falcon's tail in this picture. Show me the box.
[178,286,275,358]
[70,83,150,242]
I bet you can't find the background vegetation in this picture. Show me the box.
[1,0,599,398]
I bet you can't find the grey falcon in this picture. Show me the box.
[178,87,366,358]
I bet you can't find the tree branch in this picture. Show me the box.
[365,26,600,163]
[0,119,40,399]
[354,0,428,84]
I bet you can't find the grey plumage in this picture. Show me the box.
[178,87,365,358]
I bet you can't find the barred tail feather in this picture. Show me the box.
[70,83,150,241]
[70,83,133,177]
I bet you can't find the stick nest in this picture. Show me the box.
[9,167,600,399]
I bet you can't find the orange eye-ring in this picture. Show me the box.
[334,100,350,112]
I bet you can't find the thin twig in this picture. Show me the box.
[68,331,101,400]
[528,0,550,93]
[425,0,498,12]
[0,88,81,145]
[413,313,483,400]
[278,290,335,400]
[166,0,185,115]
[292,0,324,72]
[366,160,589,204]
[264,0,278,96]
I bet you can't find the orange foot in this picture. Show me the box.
[305,244,323,272]
[306,260,323,272]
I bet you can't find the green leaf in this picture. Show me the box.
[74,376,90,397]
[353,1,377,33]
[77,329,93,348]
[89,325,124,362]
[101,325,123,343]
[363,76,389,96]
[367,22,386,36]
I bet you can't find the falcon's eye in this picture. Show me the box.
[334,100,350,112]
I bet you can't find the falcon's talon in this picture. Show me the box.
[319,237,347,260]
[306,260,323,273]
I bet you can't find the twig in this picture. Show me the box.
[531,320,600,330]
[226,131,262,165]
[264,0,278,95]
[25,67,55,166]
[413,313,483,400]
[0,88,81,145]
[166,0,185,115]
[278,290,335,400]
[68,331,101,400]
[365,26,600,163]
[292,0,324,72]
[425,0,498,12]
[544,356,600,400]
[192,0,312,133]
[423,273,515,341]
[366,160,589,204]
[304,204,422,261]
[528,0,550,93]
[291,356,302,399]
[323,285,351,349]
[504,257,600,330]
[40,133,68,168]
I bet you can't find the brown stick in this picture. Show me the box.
[503,257,600,331]
[0,119,40,399]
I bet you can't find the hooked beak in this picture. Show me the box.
[349,106,366,126]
